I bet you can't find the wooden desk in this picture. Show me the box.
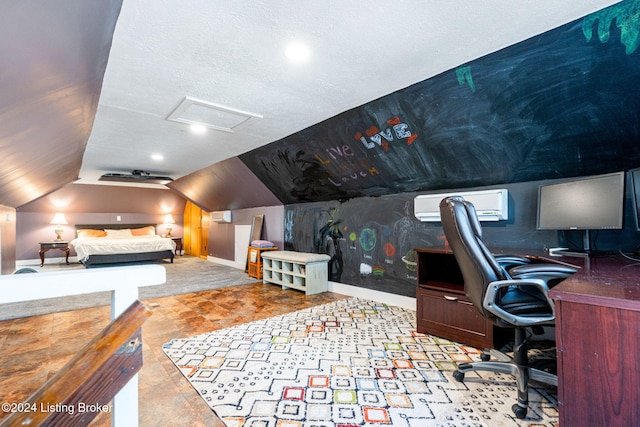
[416,248,504,349]
[549,255,640,427]
[414,247,577,349]
[416,247,640,424]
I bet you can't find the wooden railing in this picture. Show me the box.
[1,300,151,426]
[0,265,166,426]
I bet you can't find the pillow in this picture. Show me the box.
[77,229,107,238]
[131,226,156,236]
[104,228,133,237]
[251,239,275,248]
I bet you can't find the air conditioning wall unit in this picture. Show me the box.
[414,189,509,222]
[211,210,232,223]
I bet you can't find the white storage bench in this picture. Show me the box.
[261,251,330,295]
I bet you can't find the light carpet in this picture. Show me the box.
[162,297,558,427]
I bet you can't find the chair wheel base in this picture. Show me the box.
[453,370,465,382]
[512,403,527,419]
[480,352,491,361]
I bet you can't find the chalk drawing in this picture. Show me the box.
[373,266,385,276]
[359,228,377,252]
[327,166,379,187]
[355,116,418,151]
[284,209,294,244]
[393,203,422,252]
[313,145,355,164]
[383,242,396,257]
[360,263,372,275]
[456,66,476,92]
[583,0,640,54]
[402,250,417,272]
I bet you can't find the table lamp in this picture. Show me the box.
[164,214,175,238]
[50,213,68,241]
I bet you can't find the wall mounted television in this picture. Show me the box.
[537,171,625,252]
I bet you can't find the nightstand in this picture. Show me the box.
[39,241,70,267]
[171,237,183,255]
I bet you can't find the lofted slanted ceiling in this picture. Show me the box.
[0,1,623,210]
[0,1,122,208]
[168,157,280,212]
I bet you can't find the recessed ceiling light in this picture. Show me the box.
[151,153,164,161]
[190,123,207,134]
[284,42,310,62]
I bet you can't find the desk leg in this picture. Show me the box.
[64,248,70,265]
[39,249,46,267]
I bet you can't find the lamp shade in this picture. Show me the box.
[163,214,175,224]
[50,213,68,225]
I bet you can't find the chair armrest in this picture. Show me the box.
[495,255,531,269]
[508,263,577,279]
[483,278,555,327]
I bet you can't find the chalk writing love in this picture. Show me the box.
[355,116,418,151]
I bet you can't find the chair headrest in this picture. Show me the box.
[463,199,483,239]
[441,196,483,239]
[440,195,509,282]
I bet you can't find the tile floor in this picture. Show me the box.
[0,281,348,426]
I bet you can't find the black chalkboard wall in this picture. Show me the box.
[239,2,640,296]
[240,3,640,203]
[283,179,639,297]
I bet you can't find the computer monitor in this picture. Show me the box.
[537,171,625,252]
[631,168,640,231]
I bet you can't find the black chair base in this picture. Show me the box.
[452,329,557,419]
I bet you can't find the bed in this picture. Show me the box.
[71,223,175,268]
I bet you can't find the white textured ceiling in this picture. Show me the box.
[78,0,620,188]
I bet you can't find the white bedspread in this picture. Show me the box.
[71,235,176,261]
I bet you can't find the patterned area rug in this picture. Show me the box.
[162,298,558,426]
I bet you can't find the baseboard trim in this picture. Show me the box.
[206,258,417,310]
[208,256,245,270]
[328,281,416,311]
[17,257,80,266]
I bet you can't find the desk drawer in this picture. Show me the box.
[417,287,494,349]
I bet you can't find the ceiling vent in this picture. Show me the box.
[99,170,173,185]
[166,96,262,133]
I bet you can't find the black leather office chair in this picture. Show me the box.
[439,196,578,419]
